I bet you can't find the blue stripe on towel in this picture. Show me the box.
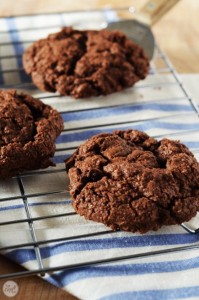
[56,121,199,144]
[47,256,199,287]
[0,200,71,212]
[184,141,199,148]
[6,17,30,82]
[6,234,199,264]
[61,103,193,122]
[53,155,69,164]
[100,286,199,300]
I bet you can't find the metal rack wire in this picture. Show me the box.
[0,8,199,280]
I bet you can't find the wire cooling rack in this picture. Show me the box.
[0,8,199,280]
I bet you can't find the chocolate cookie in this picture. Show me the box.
[0,90,63,179]
[23,27,149,98]
[65,130,199,233]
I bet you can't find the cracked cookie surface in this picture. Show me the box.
[0,89,63,179]
[65,130,199,233]
[23,27,149,98]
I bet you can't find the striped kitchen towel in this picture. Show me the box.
[0,9,199,300]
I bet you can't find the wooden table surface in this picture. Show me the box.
[0,0,199,299]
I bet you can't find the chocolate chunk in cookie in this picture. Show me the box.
[65,130,199,233]
[23,27,149,98]
[0,90,63,179]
